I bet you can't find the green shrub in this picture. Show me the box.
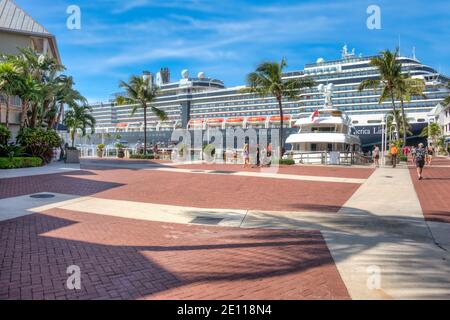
[0,144,24,159]
[0,157,43,169]
[16,128,61,163]
[273,158,295,165]
[0,124,11,145]
[129,154,155,160]
[97,143,105,150]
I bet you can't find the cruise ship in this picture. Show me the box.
[88,45,450,149]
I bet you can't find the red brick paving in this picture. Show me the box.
[0,171,124,200]
[409,157,450,223]
[72,168,359,212]
[1,163,362,213]
[0,209,349,300]
[175,163,375,179]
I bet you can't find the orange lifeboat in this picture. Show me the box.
[246,116,267,123]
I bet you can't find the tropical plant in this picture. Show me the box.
[4,47,85,131]
[420,122,441,143]
[0,144,24,160]
[0,61,21,128]
[244,58,314,155]
[386,110,412,142]
[63,104,96,148]
[16,128,61,163]
[115,75,167,155]
[0,124,11,145]
[395,75,426,146]
[358,49,402,137]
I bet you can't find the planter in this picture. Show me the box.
[117,149,125,159]
[97,150,104,158]
[65,149,80,163]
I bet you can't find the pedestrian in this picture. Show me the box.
[242,143,250,168]
[373,145,380,167]
[411,146,417,165]
[153,143,159,159]
[253,144,261,168]
[426,144,435,166]
[390,143,398,168]
[415,143,426,180]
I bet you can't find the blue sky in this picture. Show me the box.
[15,0,450,103]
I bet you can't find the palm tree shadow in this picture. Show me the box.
[0,212,348,300]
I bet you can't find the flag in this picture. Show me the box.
[310,110,319,123]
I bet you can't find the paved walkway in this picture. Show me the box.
[0,162,80,179]
[1,159,450,299]
[0,207,349,300]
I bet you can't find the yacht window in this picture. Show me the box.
[417,119,426,123]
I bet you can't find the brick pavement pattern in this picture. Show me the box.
[409,157,450,223]
[0,209,349,300]
[1,166,361,213]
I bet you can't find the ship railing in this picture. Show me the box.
[289,151,371,166]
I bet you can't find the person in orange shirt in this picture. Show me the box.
[390,144,399,168]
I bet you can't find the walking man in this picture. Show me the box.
[390,143,399,168]
[415,143,426,180]
[373,145,380,167]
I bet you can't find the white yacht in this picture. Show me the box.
[286,84,361,164]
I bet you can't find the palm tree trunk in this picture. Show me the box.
[277,97,284,157]
[5,96,11,128]
[30,102,38,128]
[400,98,407,147]
[21,99,29,129]
[390,93,400,140]
[56,102,64,125]
[71,129,76,148]
[143,106,147,154]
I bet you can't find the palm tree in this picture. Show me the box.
[358,49,402,137]
[15,74,41,129]
[420,122,441,144]
[386,110,412,141]
[63,104,96,148]
[10,48,65,128]
[244,58,314,155]
[115,75,167,154]
[0,61,21,128]
[395,76,426,146]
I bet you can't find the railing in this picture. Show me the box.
[289,151,372,166]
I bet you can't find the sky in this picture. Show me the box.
[14,0,450,103]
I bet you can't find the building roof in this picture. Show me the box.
[0,0,49,35]
[0,0,61,63]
